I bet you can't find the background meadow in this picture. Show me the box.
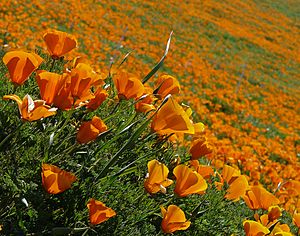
[0,0,299,235]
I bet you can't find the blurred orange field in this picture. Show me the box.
[1,0,299,211]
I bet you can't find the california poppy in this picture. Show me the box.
[69,62,101,102]
[76,116,107,144]
[135,86,156,113]
[190,160,214,180]
[3,94,57,121]
[224,175,249,201]
[144,160,173,194]
[36,70,67,105]
[189,136,213,160]
[243,185,280,210]
[3,50,43,85]
[154,74,180,99]
[87,198,116,225]
[293,212,300,230]
[243,220,270,236]
[173,164,207,197]
[160,205,191,233]
[113,70,144,100]
[254,206,281,229]
[43,29,77,59]
[41,164,77,194]
[151,96,195,135]
[215,165,249,201]
[85,87,108,111]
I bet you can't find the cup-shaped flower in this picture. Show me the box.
[224,175,249,201]
[69,62,101,102]
[189,136,213,160]
[113,70,144,100]
[243,220,270,236]
[3,50,43,86]
[3,94,57,121]
[87,199,116,225]
[144,160,173,194]
[41,164,77,194]
[173,164,207,197]
[135,86,156,113]
[293,212,300,227]
[190,160,214,180]
[36,70,68,105]
[43,29,77,59]
[155,74,180,99]
[151,96,194,136]
[160,205,191,234]
[242,185,280,210]
[85,88,108,111]
[76,116,107,144]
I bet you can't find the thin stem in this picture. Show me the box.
[0,122,24,149]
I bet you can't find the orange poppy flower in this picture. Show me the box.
[76,116,107,144]
[85,88,108,111]
[52,73,74,110]
[254,206,282,229]
[190,160,214,180]
[69,62,102,102]
[151,96,195,135]
[3,94,57,121]
[36,70,67,105]
[160,205,191,234]
[41,164,77,194]
[43,29,77,59]
[293,212,300,228]
[243,220,270,236]
[3,50,43,85]
[243,185,280,210]
[87,198,116,225]
[224,175,249,201]
[155,74,180,99]
[144,160,173,194]
[135,86,156,113]
[113,70,145,100]
[189,136,213,160]
[173,164,207,197]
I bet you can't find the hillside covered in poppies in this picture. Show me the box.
[0,0,299,235]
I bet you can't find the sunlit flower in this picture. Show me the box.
[243,220,270,236]
[76,116,107,144]
[173,164,207,197]
[113,70,144,100]
[41,164,77,194]
[3,50,43,85]
[151,96,194,135]
[189,136,213,160]
[160,205,191,233]
[155,74,180,99]
[87,198,116,225]
[243,185,280,210]
[190,160,214,180]
[36,70,66,105]
[144,159,173,194]
[43,29,77,59]
[3,94,57,121]
[85,88,108,111]
[293,212,300,233]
